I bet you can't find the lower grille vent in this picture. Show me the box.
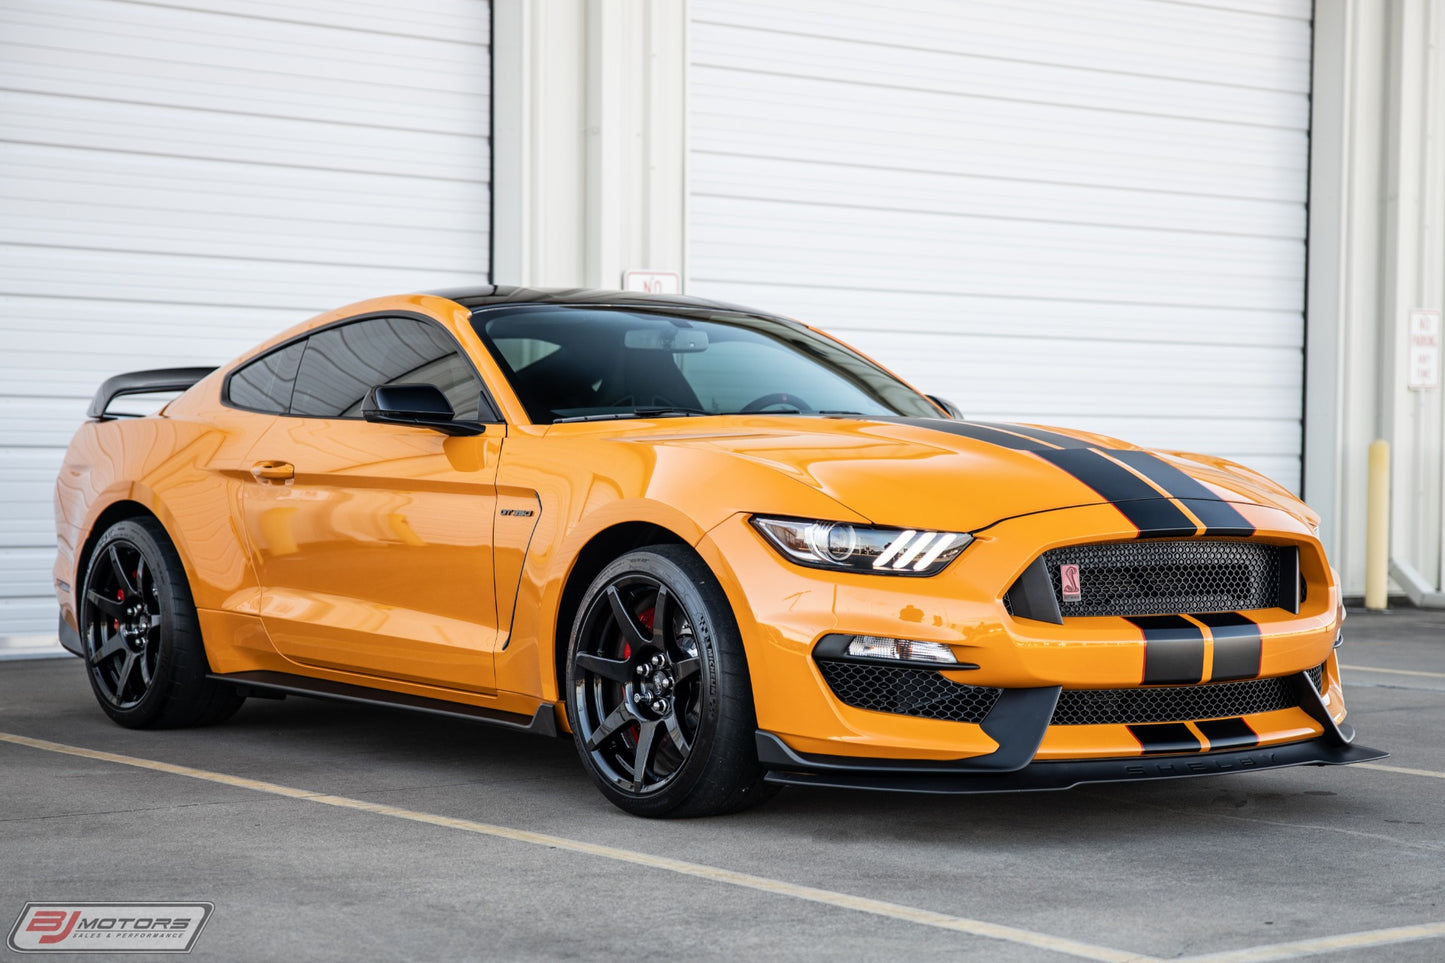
[817,661,1001,723]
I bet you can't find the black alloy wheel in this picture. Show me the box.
[566,545,773,817]
[80,517,245,728]
[84,537,162,710]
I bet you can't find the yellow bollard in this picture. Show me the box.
[1364,439,1390,610]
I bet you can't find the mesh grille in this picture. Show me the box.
[1308,663,1324,692]
[1050,672,1317,726]
[1041,540,1284,617]
[817,661,1001,723]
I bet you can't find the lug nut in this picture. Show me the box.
[651,653,666,667]
[651,699,669,714]
[658,677,672,691]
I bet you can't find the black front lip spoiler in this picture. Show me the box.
[756,732,1388,794]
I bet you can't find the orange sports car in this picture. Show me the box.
[53,287,1384,816]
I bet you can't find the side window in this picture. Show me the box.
[226,340,306,414]
[290,317,486,420]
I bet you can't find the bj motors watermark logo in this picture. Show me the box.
[7,903,211,953]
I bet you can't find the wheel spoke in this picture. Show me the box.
[89,629,126,667]
[86,589,125,619]
[605,586,649,649]
[585,702,636,751]
[672,657,700,683]
[630,720,662,790]
[108,545,140,597]
[575,652,633,683]
[650,586,671,646]
[662,711,691,756]
[137,651,154,687]
[113,651,137,701]
[134,554,147,594]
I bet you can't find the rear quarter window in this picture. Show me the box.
[226,340,306,414]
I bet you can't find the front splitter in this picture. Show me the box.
[756,731,1388,795]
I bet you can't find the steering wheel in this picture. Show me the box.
[739,392,814,413]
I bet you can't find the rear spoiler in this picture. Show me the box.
[88,367,217,420]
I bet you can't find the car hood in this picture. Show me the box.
[634,417,1306,534]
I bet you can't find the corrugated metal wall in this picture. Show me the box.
[688,0,1312,491]
[0,0,492,637]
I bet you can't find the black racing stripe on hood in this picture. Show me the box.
[1129,615,1206,685]
[1034,449,1197,537]
[971,422,1090,449]
[1108,450,1256,536]
[889,418,1055,451]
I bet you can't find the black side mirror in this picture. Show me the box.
[926,395,964,420]
[362,384,484,436]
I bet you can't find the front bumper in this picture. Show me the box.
[756,666,1387,791]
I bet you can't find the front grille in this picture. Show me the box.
[1051,671,1318,726]
[1308,663,1324,691]
[817,661,1001,723]
[1040,539,1287,617]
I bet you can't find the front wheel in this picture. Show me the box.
[565,545,773,817]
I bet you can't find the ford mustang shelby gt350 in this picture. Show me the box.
[54,287,1384,816]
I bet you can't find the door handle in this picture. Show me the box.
[250,460,295,482]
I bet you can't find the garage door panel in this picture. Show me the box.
[693,22,1310,129]
[690,282,1303,350]
[690,154,1307,239]
[692,71,1307,201]
[4,0,490,78]
[2,92,488,181]
[0,51,489,136]
[1,144,490,226]
[0,246,481,309]
[697,0,1310,90]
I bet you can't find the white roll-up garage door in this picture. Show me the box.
[0,0,491,640]
[688,0,1311,490]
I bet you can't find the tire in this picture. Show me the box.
[565,545,775,817]
[79,517,245,729]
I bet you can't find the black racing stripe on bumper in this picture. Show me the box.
[1107,450,1256,536]
[1196,717,1259,751]
[890,418,1055,451]
[1195,612,1262,681]
[1034,449,1197,537]
[1129,614,1206,685]
[1128,722,1203,755]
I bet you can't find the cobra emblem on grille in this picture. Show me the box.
[1060,563,1082,602]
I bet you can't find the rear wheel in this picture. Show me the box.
[80,517,245,728]
[565,545,774,817]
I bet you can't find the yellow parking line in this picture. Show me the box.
[1355,762,1445,780]
[1342,663,1445,680]
[1176,921,1445,962]
[0,731,1143,963]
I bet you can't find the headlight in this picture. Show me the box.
[750,516,972,576]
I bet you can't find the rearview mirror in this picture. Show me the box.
[623,328,709,352]
[362,384,483,436]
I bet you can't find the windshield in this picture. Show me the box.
[470,305,941,424]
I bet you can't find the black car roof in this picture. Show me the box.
[427,284,770,318]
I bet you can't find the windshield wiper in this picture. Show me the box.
[553,407,709,423]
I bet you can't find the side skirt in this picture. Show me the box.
[209,670,559,737]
